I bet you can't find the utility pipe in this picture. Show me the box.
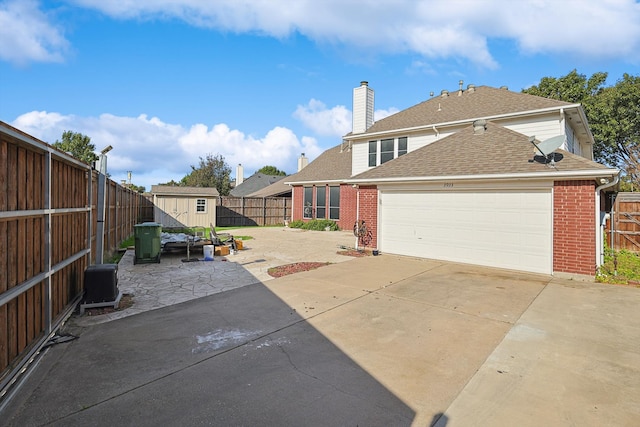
[595,174,620,268]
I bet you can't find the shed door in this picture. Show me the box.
[379,190,552,274]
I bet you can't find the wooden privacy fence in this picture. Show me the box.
[607,192,640,252]
[216,196,291,227]
[0,122,153,397]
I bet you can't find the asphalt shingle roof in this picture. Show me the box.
[230,174,286,197]
[352,85,574,137]
[352,122,610,181]
[245,179,292,197]
[285,144,353,183]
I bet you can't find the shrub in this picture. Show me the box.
[288,219,340,231]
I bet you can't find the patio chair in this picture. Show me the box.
[209,224,235,247]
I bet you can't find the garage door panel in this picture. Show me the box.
[380,190,552,274]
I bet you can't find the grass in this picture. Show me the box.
[596,249,640,286]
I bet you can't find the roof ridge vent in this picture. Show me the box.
[441,89,449,98]
[473,119,487,135]
[467,84,476,93]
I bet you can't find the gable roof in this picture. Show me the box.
[350,122,615,183]
[230,173,286,197]
[348,85,582,139]
[246,179,292,197]
[151,185,219,196]
[285,144,353,185]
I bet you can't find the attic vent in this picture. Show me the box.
[441,90,449,98]
[500,86,509,90]
[467,84,476,93]
[473,119,487,135]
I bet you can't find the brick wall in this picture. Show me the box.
[357,186,378,249]
[554,180,596,276]
[338,184,358,231]
[292,186,304,221]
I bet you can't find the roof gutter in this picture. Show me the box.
[284,179,346,186]
[347,168,620,185]
[343,104,583,141]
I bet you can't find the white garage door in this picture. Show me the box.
[379,190,552,274]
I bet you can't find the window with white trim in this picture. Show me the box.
[380,138,394,164]
[368,141,377,167]
[329,186,340,220]
[368,136,409,167]
[398,136,407,156]
[316,186,326,219]
[196,199,206,213]
[303,187,313,219]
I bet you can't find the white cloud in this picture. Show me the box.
[0,0,69,65]
[5,0,639,66]
[293,99,351,137]
[11,111,321,191]
[67,0,640,67]
[293,98,399,135]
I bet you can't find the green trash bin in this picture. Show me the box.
[134,222,162,264]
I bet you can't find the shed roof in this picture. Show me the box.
[151,185,219,196]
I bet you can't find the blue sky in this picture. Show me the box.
[1,0,639,191]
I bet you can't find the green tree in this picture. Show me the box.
[182,153,232,195]
[53,130,98,164]
[129,184,146,193]
[523,70,640,190]
[257,165,287,176]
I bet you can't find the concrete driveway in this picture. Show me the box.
[2,228,639,426]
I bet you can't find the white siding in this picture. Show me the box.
[153,196,216,228]
[500,115,563,142]
[351,142,370,176]
[352,84,374,134]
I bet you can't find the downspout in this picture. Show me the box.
[432,125,439,138]
[355,185,360,249]
[595,175,619,267]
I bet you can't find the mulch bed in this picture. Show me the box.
[337,249,372,257]
[267,262,331,278]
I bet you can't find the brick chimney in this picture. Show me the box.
[352,81,374,134]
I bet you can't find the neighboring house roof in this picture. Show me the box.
[151,185,219,196]
[245,179,292,197]
[230,173,285,197]
[350,122,615,183]
[346,85,587,140]
[285,144,353,185]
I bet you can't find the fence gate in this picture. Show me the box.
[610,192,640,252]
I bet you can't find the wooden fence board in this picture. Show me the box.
[216,197,291,227]
[1,125,156,382]
[605,193,640,253]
